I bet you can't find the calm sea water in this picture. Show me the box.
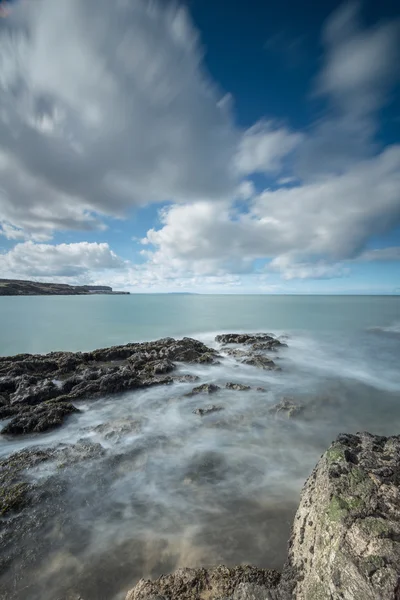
[0,294,399,355]
[0,295,399,600]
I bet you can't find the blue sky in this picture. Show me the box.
[0,0,399,293]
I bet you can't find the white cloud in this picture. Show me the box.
[0,0,238,239]
[269,255,347,280]
[236,180,256,200]
[297,3,400,177]
[143,146,400,277]
[235,120,303,175]
[0,242,124,278]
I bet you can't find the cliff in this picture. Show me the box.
[126,432,400,600]
[0,279,129,295]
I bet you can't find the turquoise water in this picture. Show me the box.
[0,294,399,355]
[0,295,400,599]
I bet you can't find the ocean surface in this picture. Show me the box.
[0,294,399,600]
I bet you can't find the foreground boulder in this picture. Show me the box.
[125,433,400,600]
[126,565,281,600]
[284,432,400,600]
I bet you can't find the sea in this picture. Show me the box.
[0,294,399,600]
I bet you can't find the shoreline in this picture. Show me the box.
[0,333,399,599]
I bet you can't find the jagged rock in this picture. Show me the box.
[215,333,277,345]
[268,398,304,418]
[223,348,249,358]
[173,374,200,383]
[186,383,221,397]
[242,356,281,371]
[225,382,251,391]
[0,337,219,436]
[1,401,79,435]
[126,565,281,600]
[193,405,224,416]
[284,432,400,600]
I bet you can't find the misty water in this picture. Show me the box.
[0,295,399,600]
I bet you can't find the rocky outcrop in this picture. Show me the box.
[0,337,219,435]
[125,433,400,600]
[127,565,281,600]
[0,278,129,295]
[284,432,400,600]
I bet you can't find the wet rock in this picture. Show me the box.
[126,565,281,600]
[186,383,221,396]
[173,374,200,384]
[196,352,220,364]
[284,432,400,600]
[215,333,277,345]
[225,382,251,391]
[256,387,267,392]
[223,347,249,358]
[10,378,60,406]
[193,405,224,416]
[251,340,288,351]
[268,398,304,418]
[1,401,79,435]
[0,337,219,436]
[242,356,281,371]
[0,448,53,516]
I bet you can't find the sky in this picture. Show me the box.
[0,0,399,293]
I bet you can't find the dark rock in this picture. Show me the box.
[1,401,79,435]
[223,347,249,358]
[173,374,200,383]
[256,387,267,392]
[193,405,224,416]
[242,356,281,371]
[215,333,277,345]
[225,382,251,391]
[126,565,281,600]
[186,383,221,396]
[268,398,304,418]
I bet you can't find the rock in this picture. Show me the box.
[0,337,219,436]
[196,352,220,364]
[223,348,249,358]
[1,401,79,435]
[173,374,200,384]
[186,383,221,396]
[193,405,224,416]
[215,333,277,345]
[225,382,251,391]
[251,340,288,351]
[283,432,400,600]
[268,398,304,418]
[0,448,53,516]
[126,565,281,600]
[256,387,267,392]
[242,356,281,371]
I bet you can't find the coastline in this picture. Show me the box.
[0,333,399,599]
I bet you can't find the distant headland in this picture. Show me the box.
[0,279,130,296]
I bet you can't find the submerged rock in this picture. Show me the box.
[186,383,221,396]
[126,565,281,600]
[268,398,304,418]
[225,382,251,391]
[242,356,281,371]
[193,405,224,416]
